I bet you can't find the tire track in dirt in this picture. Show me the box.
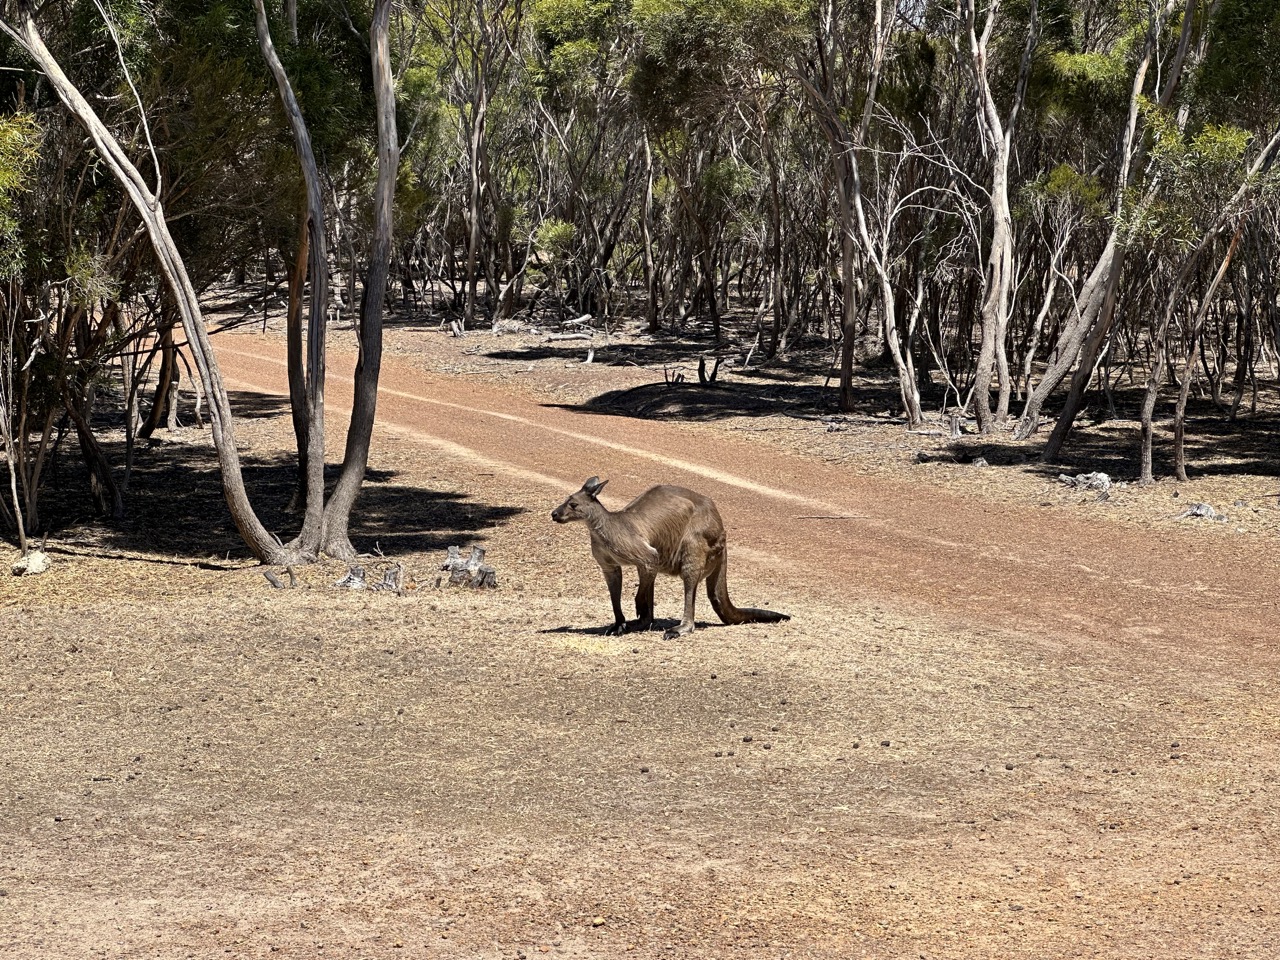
[215,333,1280,657]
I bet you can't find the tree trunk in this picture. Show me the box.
[837,224,858,412]
[1039,258,1123,459]
[139,303,177,439]
[972,148,1014,432]
[1016,0,1179,443]
[65,386,123,520]
[464,88,488,329]
[878,263,924,426]
[253,0,329,556]
[966,0,1036,433]
[641,138,659,333]
[1139,327,1168,485]
[320,0,399,560]
[284,207,311,514]
[1015,235,1121,439]
[1172,223,1245,481]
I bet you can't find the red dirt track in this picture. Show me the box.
[217,332,1280,655]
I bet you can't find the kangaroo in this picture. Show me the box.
[551,476,789,640]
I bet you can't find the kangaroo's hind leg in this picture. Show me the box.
[663,568,701,640]
[634,567,656,631]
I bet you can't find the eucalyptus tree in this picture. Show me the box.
[795,0,927,420]
[422,0,525,328]
[0,109,38,549]
[629,0,807,343]
[246,0,403,559]
[1015,0,1195,444]
[1,0,293,561]
[253,0,330,550]
[1,0,401,562]
[1133,115,1280,481]
[320,0,400,560]
[526,0,641,320]
[962,0,1039,431]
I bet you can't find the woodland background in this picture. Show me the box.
[2,0,1280,558]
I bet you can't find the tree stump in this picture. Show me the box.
[437,545,498,589]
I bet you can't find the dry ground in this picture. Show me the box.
[4,312,1280,959]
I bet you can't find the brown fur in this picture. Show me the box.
[552,477,790,640]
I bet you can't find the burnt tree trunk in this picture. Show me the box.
[139,303,178,439]
[284,207,311,514]
[64,385,123,520]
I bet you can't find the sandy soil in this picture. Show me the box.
[3,316,1279,959]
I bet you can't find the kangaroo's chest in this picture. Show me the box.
[590,533,676,574]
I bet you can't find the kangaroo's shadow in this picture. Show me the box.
[539,619,731,637]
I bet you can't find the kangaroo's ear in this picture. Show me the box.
[582,476,607,497]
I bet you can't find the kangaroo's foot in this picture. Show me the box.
[662,621,695,641]
[630,617,655,633]
[605,621,629,636]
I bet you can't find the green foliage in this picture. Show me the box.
[629,0,810,129]
[1025,2,1138,138]
[65,246,120,308]
[83,0,152,71]
[1195,0,1280,129]
[701,157,754,212]
[0,113,41,280]
[876,30,939,125]
[1121,103,1261,246]
[532,0,618,45]
[1017,163,1109,231]
[1044,50,1128,105]
[527,0,627,112]
[391,31,448,230]
[535,218,576,263]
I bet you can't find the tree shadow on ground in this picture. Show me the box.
[34,390,524,562]
[549,370,907,424]
[478,327,926,422]
[484,325,834,373]
[560,379,840,422]
[931,389,1280,482]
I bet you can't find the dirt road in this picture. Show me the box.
[216,332,1279,655]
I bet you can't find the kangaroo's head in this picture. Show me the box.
[552,476,608,524]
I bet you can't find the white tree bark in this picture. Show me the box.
[252,0,329,557]
[965,0,1037,433]
[320,0,400,558]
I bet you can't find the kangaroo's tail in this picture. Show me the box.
[706,546,789,626]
